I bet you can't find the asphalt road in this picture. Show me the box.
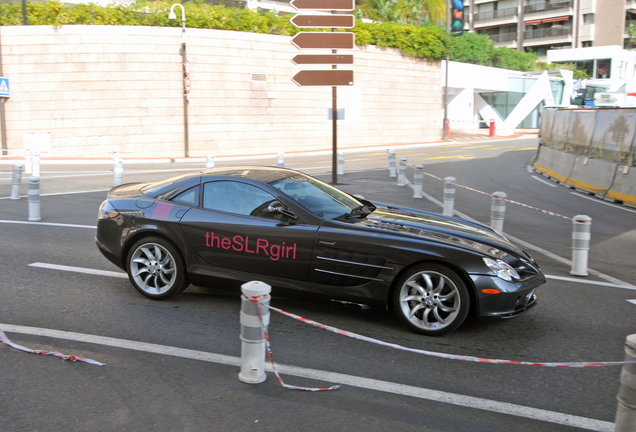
[0,136,634,432]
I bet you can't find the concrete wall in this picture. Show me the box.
[0,25,442,159]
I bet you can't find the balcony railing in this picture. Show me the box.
[524,1,572,15]
[525,27,571,39]
[474,6,517,22]
[488,32,518,43]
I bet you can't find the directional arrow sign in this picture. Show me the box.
[291,14,355,28]
[290,0,355,11]
[291,32,355,50]
[292,70,353,86]
[292,54,354,65]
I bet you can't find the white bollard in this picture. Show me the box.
[11,163,23,200]
[413,165,423,198]
[28,176,41,222]
[277,152,285,168]
[397,157,407,187]
[490,191,507,233]
[24,149,32,175]
[443,177,456,217]
[614,334,636,432]
[337,151,345,175]
[32,152,41,177]
[206,155,215,169]
[388,150,396,178]
[113,159,123,186]
[570,215,591,276]
[239,281,271,384]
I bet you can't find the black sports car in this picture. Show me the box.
[96,167,545,336]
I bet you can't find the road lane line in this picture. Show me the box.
[28,262,127,278]
[571,192,636,214]
[546,274,635,290]
[0,323,615,432]
[0,189,110,200]
[532,175,558,187]
[405,181,635,290]
[0,220,96,229]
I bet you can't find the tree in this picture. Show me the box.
[448,32,494,66]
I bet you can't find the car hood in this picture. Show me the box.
[351,205,527,260]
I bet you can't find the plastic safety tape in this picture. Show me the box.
[409,164,572,220]
[252,299,636,368]
[250,296,339,392]
[1,328,106,366]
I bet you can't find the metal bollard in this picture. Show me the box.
[239,281,271,384]
[206,155,215,169]
[277,152,285,168]
[32,152,41,177]
[337,151,345,175]
[614,334,636,432]
[11,163,23,200]
[28,176,41,222]
[413,165,423,198]
[113,159,123,186]
[388,150,396,178]
[397,157,407,187]
[570,215,591,276]
[490,191,507,233]
[24,149,32,174]
[443,176,456,217]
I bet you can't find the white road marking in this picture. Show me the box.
[0,323,615,432]
[546,274,635,290]
[628,300,636,306]
[0,189,109,200]
[28,262,126,278]
[405,181,635,290]
[532,175,558,187]
[571,192,636,214]
[0,220,96,229]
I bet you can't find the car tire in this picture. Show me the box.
[127,236,188,300]
[392,263,469,336]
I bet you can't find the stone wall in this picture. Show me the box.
[0,25,442,158]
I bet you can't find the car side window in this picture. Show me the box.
[203,181,280,219]
[171,186,199,206]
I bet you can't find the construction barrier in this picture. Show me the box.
[535,107,636,207]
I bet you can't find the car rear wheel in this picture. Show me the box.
[393,264,469,336]
[127,237,188,299]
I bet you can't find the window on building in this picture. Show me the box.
[583,14,594,25]
[582,41,593,47]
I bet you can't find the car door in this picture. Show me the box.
[179,179,318,281]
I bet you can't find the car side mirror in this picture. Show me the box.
[268,201,297,220]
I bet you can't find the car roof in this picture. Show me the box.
[201,166,301,184]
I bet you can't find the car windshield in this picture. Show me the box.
[270,174,363,219]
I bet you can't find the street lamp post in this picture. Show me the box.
[169,4,189,158]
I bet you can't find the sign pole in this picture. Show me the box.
[332,14,338,185]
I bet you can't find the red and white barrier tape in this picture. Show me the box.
[1,329,106,366]
[252,298,339,391]
[413,166,572,220]
[252,300,635,368]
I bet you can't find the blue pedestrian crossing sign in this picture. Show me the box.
[0,77,9,97]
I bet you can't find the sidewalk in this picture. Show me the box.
[0,130,539,165]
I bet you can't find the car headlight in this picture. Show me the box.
[483,257,520,282]
[98,201,119,220]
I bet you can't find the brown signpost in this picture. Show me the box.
[290,0,354,11]
[290,14,355,28]
[292,70,354,87]
[291,32,355,50]
[292,54,354,65]
[290,0,355,184]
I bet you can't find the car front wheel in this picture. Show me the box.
[127,237,188,299]
[393,264,469,336]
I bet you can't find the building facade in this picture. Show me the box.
[464,0,636,56]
